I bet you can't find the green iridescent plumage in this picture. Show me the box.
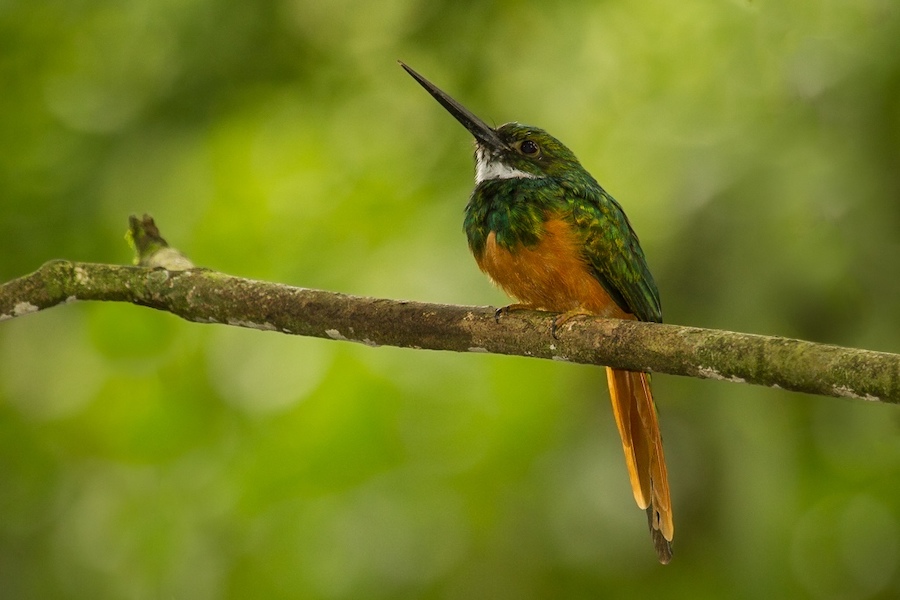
[464,122,661,324]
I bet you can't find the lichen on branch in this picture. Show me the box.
[1,216,898,404]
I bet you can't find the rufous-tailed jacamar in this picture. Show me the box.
[401,62,674,563]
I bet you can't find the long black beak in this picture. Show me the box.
[400,61,509,152]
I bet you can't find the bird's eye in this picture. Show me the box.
[520,140,539,155]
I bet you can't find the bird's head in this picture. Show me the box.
[401,62,586,184]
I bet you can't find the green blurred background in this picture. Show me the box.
[2,0,900,597]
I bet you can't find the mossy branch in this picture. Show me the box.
[2,216,898,404]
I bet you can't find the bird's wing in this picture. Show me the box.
[569,185,662,323]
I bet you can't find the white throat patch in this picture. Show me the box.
[475,147,538,184]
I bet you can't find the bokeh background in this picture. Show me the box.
[2,0,900,598]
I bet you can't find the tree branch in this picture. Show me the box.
[2,217,898,404]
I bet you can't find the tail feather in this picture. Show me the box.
[606,367,674,563]
[648,508,673,564]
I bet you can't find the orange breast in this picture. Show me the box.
[475,218,629,319]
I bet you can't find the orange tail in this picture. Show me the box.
[606,367,674,564]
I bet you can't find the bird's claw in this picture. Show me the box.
[550,320,562,340]
[494,303,528,324]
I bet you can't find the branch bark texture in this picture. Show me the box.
[2,259,897,404]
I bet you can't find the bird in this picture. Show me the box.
[401,62,674,563]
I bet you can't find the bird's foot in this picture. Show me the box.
[494,303,531,323]
[551,309,593,339]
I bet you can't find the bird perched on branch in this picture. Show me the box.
[402,62,674,563]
